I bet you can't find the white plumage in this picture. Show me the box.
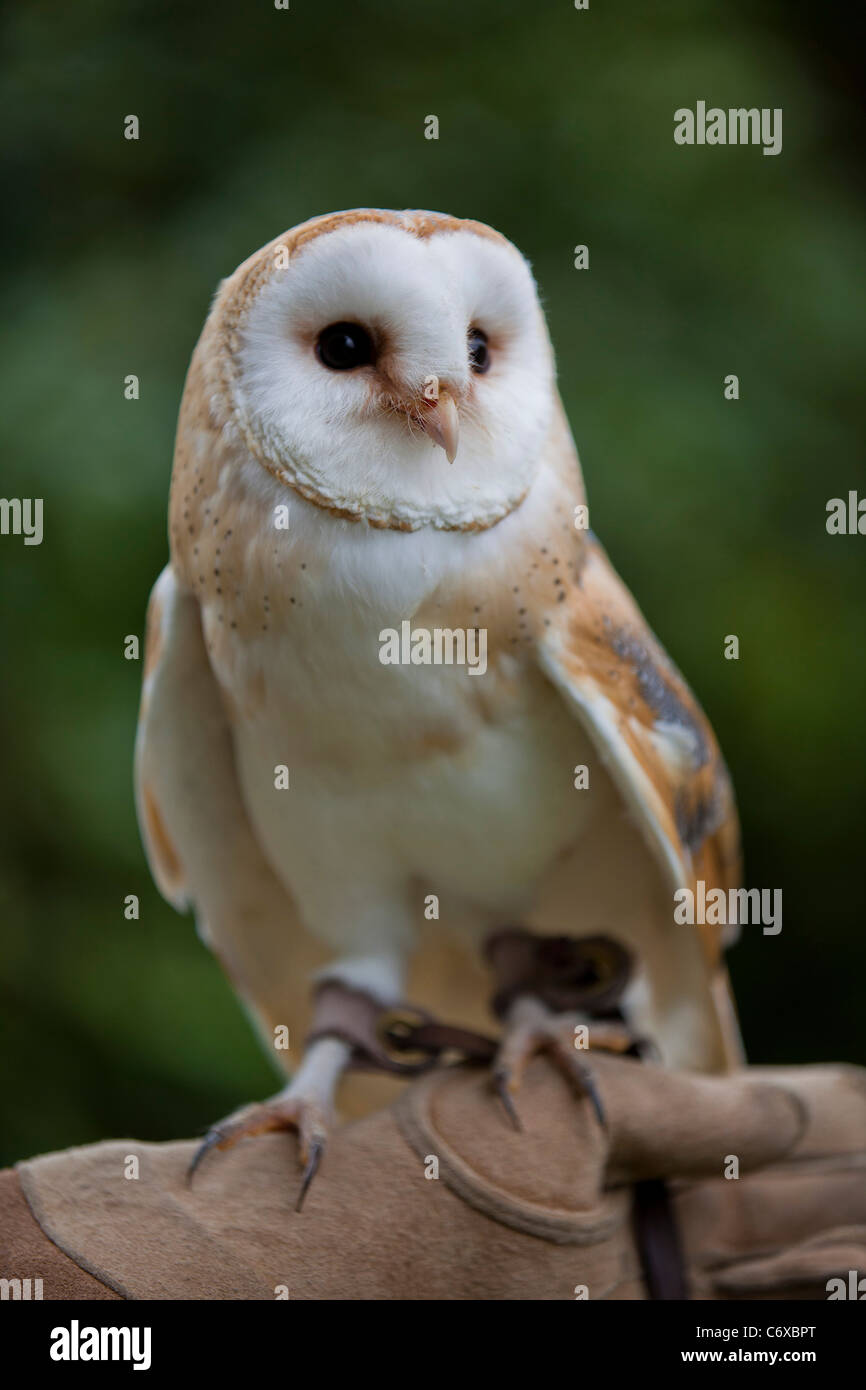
[136,210,743,1183]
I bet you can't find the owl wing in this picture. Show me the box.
[134,564,335,1077]
[536,528,743,1071]
[134,565,479,1116]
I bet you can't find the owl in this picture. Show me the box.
[136,209,742,1202]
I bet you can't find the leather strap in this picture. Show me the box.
[306,981,497,1076]
[632,1178,691,1300]
[307,930,635,1075]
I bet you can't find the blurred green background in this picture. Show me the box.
[1,0,864,1167]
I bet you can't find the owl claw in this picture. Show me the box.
[186,1090,332,1210]
[295,1137,325,1212]
[493,1069,524,1132]
[186,1125,233,1185]
[493,996,627,1132]
[570,1057,608,1132]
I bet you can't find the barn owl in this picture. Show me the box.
[136,208,742,1202]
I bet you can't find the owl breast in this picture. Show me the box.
[201,575,610,958]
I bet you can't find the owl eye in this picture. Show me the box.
[315,322,374,371]
[468,326,490,374]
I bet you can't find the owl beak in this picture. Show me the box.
[420,388,460,464]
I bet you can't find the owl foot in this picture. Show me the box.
[492,995,632,1133]
[187,1037,350,1209]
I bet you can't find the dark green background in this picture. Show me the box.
[1,0,863,1166]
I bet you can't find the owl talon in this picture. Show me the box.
[187,1124,235,1185]
[185,1086,334,1210]
[295,1137,325,1212]
[493,996,621,1132]
[493,1070,524,1132]
[570,1056,608,1131]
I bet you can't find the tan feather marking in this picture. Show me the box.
[540,533,741,967]
[142,592,164,680]
[140,783,184,894]
[289,207,508,257]
[396,723,468,761]
[219,209,507,338]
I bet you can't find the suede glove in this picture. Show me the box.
[3,1054,864,1300]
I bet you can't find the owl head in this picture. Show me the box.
[204,210,556,532]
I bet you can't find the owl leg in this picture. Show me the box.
[187,1035,351,1210]
[187,955,410,1208]
[492,996,632,1132]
